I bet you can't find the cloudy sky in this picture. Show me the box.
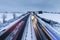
[0,0,60,12]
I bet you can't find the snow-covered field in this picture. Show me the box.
[0,13,23,23]
[37,13,60,33]
[37,13,60,23]
[0,13,25,30]
[0,13,3,23]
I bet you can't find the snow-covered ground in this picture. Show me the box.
[15,13,23,17]
[0,13,28,35]
[5,13,13,21]
[0,13,24,30]
[0,13,23,23]
[0,13,3,23]
[37,13,60,33]
[37,13,60,23]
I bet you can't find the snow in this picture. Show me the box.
[37,13,60,23]
[0,13,24,30]
[37,13,60,37]
[15,13,24,17]
[0,13,24,23]
[0,13,28,36]
[0,13,26,28]
[53,27,60,32]
[0,13,3,23]
[36,16,60,40]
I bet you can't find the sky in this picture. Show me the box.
[0,0,60,12]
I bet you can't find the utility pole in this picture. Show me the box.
[13,13,16,19]
[2,14,6,23]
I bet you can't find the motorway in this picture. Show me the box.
[0,12,60,40]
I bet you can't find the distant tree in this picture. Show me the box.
[33,11,35,14]
[38,11,42,14]
[27,11,31,14]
